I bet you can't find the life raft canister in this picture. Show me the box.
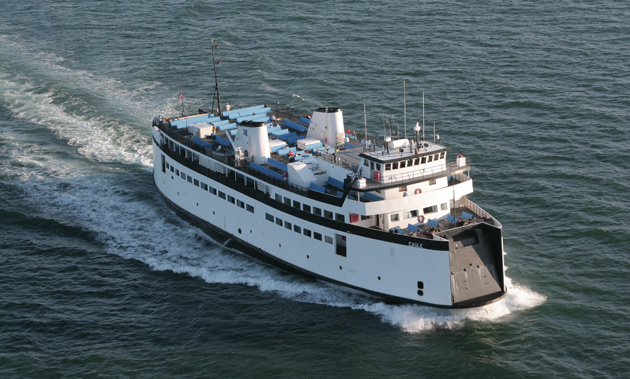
[418,215,425,223]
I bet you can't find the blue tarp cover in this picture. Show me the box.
[266,158,287,172]
[309,182,326,193]
[283,119,307,132]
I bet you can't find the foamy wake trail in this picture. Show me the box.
[0,36,183,168]
[353,276,546,333]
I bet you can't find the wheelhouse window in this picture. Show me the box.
[390,213,400,221]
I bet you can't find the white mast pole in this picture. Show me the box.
[404,80,407,139]
[422,89,425,140]
[363,99,367,149]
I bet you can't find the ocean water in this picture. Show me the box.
[1,0,629,377]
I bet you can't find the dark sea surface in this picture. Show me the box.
[1,0,629,377]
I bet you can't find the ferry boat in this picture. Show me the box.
[151,44,506,308]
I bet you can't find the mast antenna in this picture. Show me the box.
[363,99,368,151]
[422,89,425,140]
[210,39,223,116]
[179,87,185,117]
[403,79,407,139]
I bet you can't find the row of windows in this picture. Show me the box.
[365,152,446,172]
[274,193,345,223]
[167,161,255,214]
[266,213,334,244]
[390,203,448,221]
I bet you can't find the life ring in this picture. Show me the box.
[414,188,422,195]
[418,215,425,223]
[244,150,249,157]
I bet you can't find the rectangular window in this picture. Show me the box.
[324,210,333,219]
[314,232,322,241]
[376,163,381,171]
[293,200,301,209]
[393,162,399,169]
[266,213,274,222]
[209,187,217,195]
[428,155,433,162]
[276,218,283,226]
[399,186,407,192]
[325,236,333,244]
[284,221,292,230]
[187,175,193,183]
[414,158,419,165]
[303,228,312,237]
[275,194,282,202]
[403,210,419,219]
[421,157,426,164]
[390,213,400,221]
[434,154,439,161]
[440,152,445,159]
[218,191,226,200]
[194,179,199,187]
[400,161,406,168]
[429,179,436,185]
[294,225,302,233]
[423,205,438,214]
[313,207,322,217]
[385,163,391,170]
[181,172,186,179]
[284,197,291,206]
[303,204,311,213]
[246,204,255,213]
[335,213,345,222]
[201,182,208,191]
[364,160,369,167]
[227,195,235,204]
[441,203,448,211]
[166,162,170,170]
[360,215,371,221]
[170,166,174,173]
[175,169,179,176]
[237,200,245,209]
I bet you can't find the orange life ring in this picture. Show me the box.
[414,188,422,195]
[244,150,249,157]
[418,215,425,223]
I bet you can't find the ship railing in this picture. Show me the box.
[462,197,502,229]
